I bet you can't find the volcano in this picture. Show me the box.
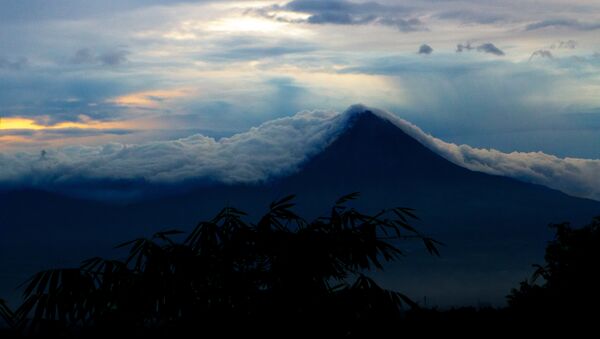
[1,109,599,306]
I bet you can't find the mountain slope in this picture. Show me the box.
[272,111,600,305]
[1,110,599,306]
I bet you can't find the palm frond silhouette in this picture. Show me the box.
[12,193,440,337]
[0,298,15,329]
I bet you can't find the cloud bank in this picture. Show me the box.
[525,19,600,31]
[0,109,351,187]
[364,106,600,202]
[259,0,425,32]
[1,105,599,201]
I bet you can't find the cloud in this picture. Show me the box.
[361,106,600,202]
[457,42,504,56]
[2,0,600,182]
[0,56,28,70]
[98,50,129,66]
[71,48,95,64]
[476,43,505,56]
[0,128,134,139]
[257,0,425,32]
[418,44,433,55]
[456,42,474,53]
[109,89,188,108]
[202,38,317,61]
[71,48,129,66]
[551,40,577,49]
[529,50,553,61]
[0,0,217,23]
[0,57,152,126]
[1,105,599,202]
[0,108,348,188]
[526,19,600,31]
[435,10,506,25]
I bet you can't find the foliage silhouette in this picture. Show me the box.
[1,298,15,328]
[10,193,440,337]
[507,216,600,323]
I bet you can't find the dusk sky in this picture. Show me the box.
[3,1,600,317]
[1,0,600,195]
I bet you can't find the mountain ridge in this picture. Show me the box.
[1,109,599,307]
[2,105,599,202]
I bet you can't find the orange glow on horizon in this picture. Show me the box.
[0,117,129,131]
[109,89,189,108]
[0,117,45,130]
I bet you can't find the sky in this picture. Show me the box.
[1,0,600,191]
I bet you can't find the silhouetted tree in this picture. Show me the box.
[10,193,440,337]
[507,216,600,324]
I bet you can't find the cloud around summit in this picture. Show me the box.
[1,105,599,202]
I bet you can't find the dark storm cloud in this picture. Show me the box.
[418,44,433,55]
[526,19,600,31]
[457,42,504,56]
[258,0,425,32]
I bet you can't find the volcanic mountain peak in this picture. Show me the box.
[337,104,399,130]
[1,105,600,307]
[0,104,598,202]
[336,105,600,202]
